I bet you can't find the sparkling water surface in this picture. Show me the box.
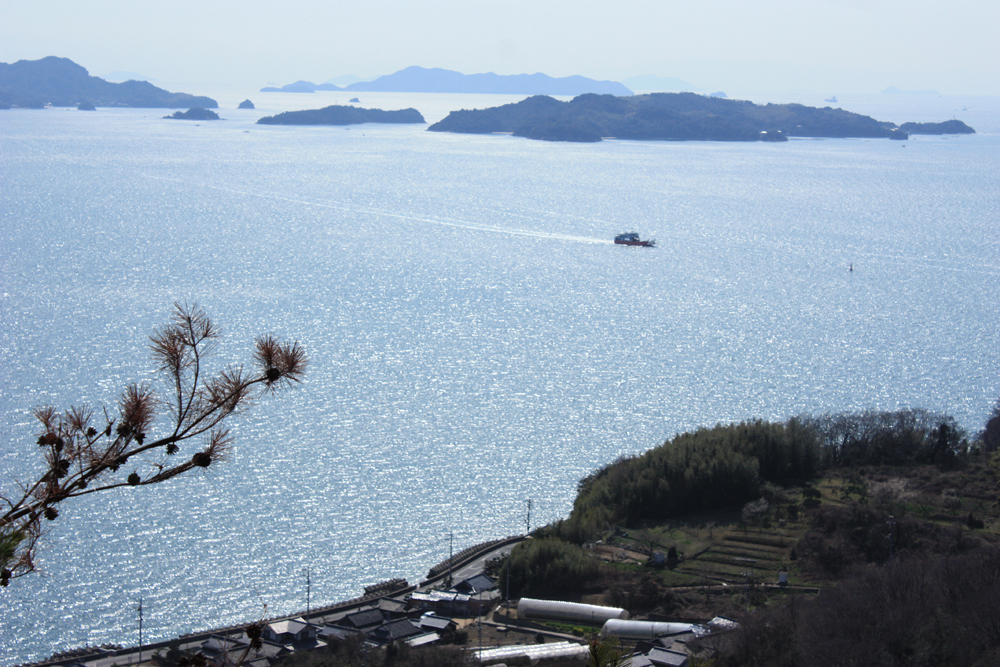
[1,90,998,663]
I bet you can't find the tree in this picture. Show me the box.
[982,397,1000,455]
[741,498,770,530]
[587,635,629,667]
[1,303,307,586]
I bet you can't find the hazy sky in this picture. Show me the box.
[2,0,998,96]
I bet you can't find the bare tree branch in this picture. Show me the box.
[0,303,306,586]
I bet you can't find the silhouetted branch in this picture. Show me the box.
[0,303,306,586]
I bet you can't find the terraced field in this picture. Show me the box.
[679,526,801,584]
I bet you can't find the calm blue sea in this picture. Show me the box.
[1,89,998,664]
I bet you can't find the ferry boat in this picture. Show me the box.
[614,232,655,247]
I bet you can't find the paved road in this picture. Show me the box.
[418,536,523,590]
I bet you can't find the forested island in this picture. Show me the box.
[428,92,975,143]
[256,105,425,126]
[899,119,976,134]
[0,56,217,109]
[164,108,222,120]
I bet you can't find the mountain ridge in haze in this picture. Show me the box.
[262,66,632,96]
[0,56,217,109]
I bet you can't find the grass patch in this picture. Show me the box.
[546,621,599,637]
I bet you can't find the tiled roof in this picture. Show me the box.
[344,608,386,628]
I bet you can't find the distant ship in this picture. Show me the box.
[825,96,838,103]
[614,232,655,247]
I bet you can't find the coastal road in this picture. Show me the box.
[418,537,523,591]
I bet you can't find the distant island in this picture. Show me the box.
[256,105,425,126]
[899,120,975,135]
[427,93,975,143]
[263,66,632,96]
[238,99,255,109]
[164,108,221,121]
[0,56,217,109]
[259,80,343,93]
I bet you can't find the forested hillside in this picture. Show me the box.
[550,409,965,543]
[495,404,1000,666]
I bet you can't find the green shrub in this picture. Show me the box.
[500,537,600,599]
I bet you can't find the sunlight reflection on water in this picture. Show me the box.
[0,94,998,662]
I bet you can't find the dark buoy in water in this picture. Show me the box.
[849,263,854,272]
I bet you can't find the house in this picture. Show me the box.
[340,608,387,631]
[321,603,443,648]
[452,573,496,595]
[263,617,318,645]
[317,624,364,644]
[627,647,689,667]
[194,633,289,666]
[375,596,411,617]
[261,617,325,654]
[410,587,497,616]
[369,618,426,645]
[418,613,457,634]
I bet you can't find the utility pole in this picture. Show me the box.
[526,499,532,535]
[305,567,311,620]
[506,550,511,620]
[447,531,454,587]
[478,602,483,665]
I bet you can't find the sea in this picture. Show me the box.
[1,87,998,664]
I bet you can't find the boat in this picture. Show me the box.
[614,232,655,247]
